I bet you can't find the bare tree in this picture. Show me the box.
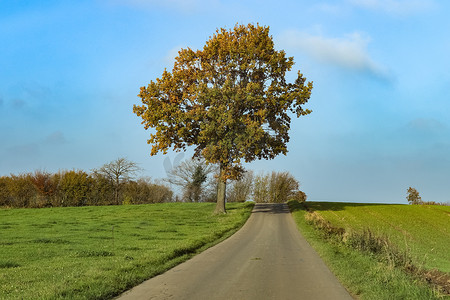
[167,158,217,202]
[228,171,254,202]
[253,171,301,203]
[253,173,271,203]
[269,171,299,203]
[93,158,142,204]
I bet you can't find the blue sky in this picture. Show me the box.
[1,0,449,203]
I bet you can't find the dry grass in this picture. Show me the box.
[300,202,450,296]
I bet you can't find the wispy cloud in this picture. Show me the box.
[22,83,51,100]
[6,143,40,157]
[405,118,447,138]
[12,98,26,109]
[44,131,67,145]
[348,0,436,15]
[279,30,390,79]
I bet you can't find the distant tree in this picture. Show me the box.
[93,158,142,204]
[253,171,301,203]
[253,173,271,203]
[293,190,307,202]
[269,171,299,203]
[0,176,12,207]
[406,187,422,205]
[59,170,92,206]
[189,165,207,202]
[123,177,173,204]
[89,172,114,205]
[28,170,57,207]
[134,23,313,213]
[227,171,254,202]
[8,174,37,207]
[167,158,217,202]
[147,180,173,203]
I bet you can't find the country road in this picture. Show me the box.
[117,203,353,300]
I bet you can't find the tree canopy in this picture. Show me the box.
[134,23,313,213]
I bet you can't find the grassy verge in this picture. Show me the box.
[0,202,254,299]
[304,201,450,273]
[288,200,448,300]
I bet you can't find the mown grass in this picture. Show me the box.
[0,202,254,299]
[288,201,448,300]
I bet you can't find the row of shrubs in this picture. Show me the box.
[227,171,307,203]
[0,170,172,208]
[0,157,306,208]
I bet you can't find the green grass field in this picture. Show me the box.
[305,202,450,273]
[288,201,449,299]
[0,202,253,299]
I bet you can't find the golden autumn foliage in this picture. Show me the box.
[134,24,313,213]
[0,167,173,208]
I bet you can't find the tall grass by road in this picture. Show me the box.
[305,202,450,273]
[0,202,253,299]
[288,201,449,299]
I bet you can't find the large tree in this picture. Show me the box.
[134,23,313,213]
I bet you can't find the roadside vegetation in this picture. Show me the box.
[165,156,306,204]
[0,158,172,208]
[288,200,450,299]
[0,155,306,209]
[0,202,253,299]
[227,170,306,203]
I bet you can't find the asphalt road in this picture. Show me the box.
[117,203,353,300]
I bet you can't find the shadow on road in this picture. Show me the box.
[252,203,290,214]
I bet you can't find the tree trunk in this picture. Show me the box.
[214,179,226,214]
[214,165,227,214]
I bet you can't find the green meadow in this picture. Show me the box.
[305,202,450,272]
[289,201,450,299]
[0,202,253,299]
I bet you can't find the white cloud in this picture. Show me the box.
[279,30,389,78]
[348,0,436,15]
